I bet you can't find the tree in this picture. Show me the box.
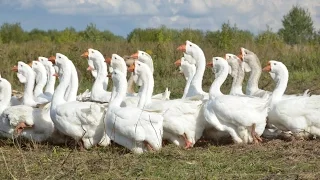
[278,5,314,45]
[0,23,26,43]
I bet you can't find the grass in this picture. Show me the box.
[1,40,320,178]
[1,139,320,179]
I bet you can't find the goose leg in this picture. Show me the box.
[143,141,154,151]
[251,123,262,144]
[181,133,192,149]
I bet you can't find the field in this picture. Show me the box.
[1,40,320,179]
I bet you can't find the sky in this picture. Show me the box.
[0,0,319,37]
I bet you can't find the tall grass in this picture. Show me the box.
[1,40,320,98]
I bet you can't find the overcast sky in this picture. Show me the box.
[1,0,319,37]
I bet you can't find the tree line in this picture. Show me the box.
[0,5,319,46]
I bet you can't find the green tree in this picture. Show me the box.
[0,22,26,43]
[278,5,314,44]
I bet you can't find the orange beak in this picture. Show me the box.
[87,66,94,71]
[177,44,186,52]
[238,48,243,61]
[174,59,181,67]
[262,62,271,72]
[128,64,135,72]
[130,52,139,59]
[81,51,89,58]
[105,57,111,64]
[28,62,32,67]
[53,73,59,77]
[15,122,32,135]
[206,62,213,67]
[12,65,18,72]
[48,56,56,64]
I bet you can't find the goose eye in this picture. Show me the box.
[115,57,117,60]
[114,72,117,75]
[91,51,94,53]
[58,56,61,59]
[142,53,144,55]
[20,64,23,67]
[0,79,2,82]
[274,63,276,65]
[189,44,192,47]
[215,58,218,61]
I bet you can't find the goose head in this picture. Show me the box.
[31,60,47,75]
[238,47,260,66]
[177,40,199,58]
[38,56,48,63]
[209,57,230,77]
[82,48,105,62]
[12,61,34,83]
[263,60,288,76]
[108,54,127,74]
[131,50,152,63]
[128,60,150,77]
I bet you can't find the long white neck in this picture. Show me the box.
[50,64,71,121]
[209,65,229,99]
[0,81,12,114]
[44,65,56,95]
[137,69,154,109]
[22,71,37,105]
[91,56,108,96]
[246,55,262,95]
[187,48,206,96]
[65,60,78,102]
[109,75,128,108]
[182,68,195,99]
[33,69,47,97]
[270,69,288,108]
[230,64,245,95]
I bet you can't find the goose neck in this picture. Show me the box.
[45,66,56,94]
[209,66,229,99]
[270,71,288,107]
[137,70,154,109]
[34,71,47,97]
[109,76,128,108]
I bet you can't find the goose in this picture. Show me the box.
[204,57,268,144]
[38,57,56,97]
[238,47,310,98]
[174,55,196,99]
[225,53,248,96]
[31,60,52,103]
[49,53,109,149]
[129,51,171,100]
[48,55,79,102]
[105,69,163,154]
[177,40,208,99]
[11,61,39,107]
[81,48,111,103]
[130,59,205,148]
[263,60,320,140]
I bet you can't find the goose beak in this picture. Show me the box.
[128,64,135,72]
[177,44,186,52]
[238,48,244,61]
[48,56,56,64]
[28,62,32,67]
[81,51,89,58]
[206,62,213,67]
[174,59,181,67]
[53,73,59,77]
[11,65,18,72]
[15,122,33,135]
[130,52,139,59]
[262,63,271,72]
[105,57,111,64]
[87,66,94,71]
[107,74,112,78]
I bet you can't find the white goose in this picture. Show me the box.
[38,56,56,97]
[105,69,163,154]
[48,55,79,102]
[174,55,196,99]
[177,40,208,99]
[263,60,320,139]
[225,53,248,96]
[49,53,109,149]
[204,57,268,144]
[31,60,52,103]
[81,48,111,103]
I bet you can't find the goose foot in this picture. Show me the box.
[182,133,192,149]
[251,123,262,144]
[77,140,85,151]
[143,141,154,151]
